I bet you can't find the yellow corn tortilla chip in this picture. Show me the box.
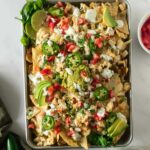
[80,136,88,150]
[59,131,79,147]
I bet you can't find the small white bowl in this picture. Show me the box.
[137,12,150,54]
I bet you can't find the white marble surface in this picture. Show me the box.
[0,0,150,149]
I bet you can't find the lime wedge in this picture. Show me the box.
[31,10,47,32]
[25,22,36,40]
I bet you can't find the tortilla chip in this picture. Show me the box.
[27,106,40,120]
[30,95,48,109]
[108,1,119,17]
[80,136,88,150]
[59,131,79,147]
[104,74,123,95]
[32,46,42,74]
[116,29,128,39]
[117,18,129,35]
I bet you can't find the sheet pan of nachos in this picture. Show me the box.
[21,0,132,149]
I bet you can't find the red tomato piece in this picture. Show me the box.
[66,117,71,125]
[90,53,100,64]
[28,123,35,129]
[40,68,51,75]
[91,77,100,87]
[109,90,115,98]
[48,55,55,62]
[46,95,54,102]
[48,86,55,95]
[95,38,103,48]
[66,42,76,52]
[54,127,61,134]
[93,113,102,121]
[78,18,86,25]
[80,70,88,78]
[67,130,74,137]
[53,83,61,90]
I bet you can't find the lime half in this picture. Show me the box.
[25,22,36,40]
[31,10,47,32]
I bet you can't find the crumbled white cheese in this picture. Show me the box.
[45,109,53,116]
[51,17,56,23]
[29,72,44,85]
[116,20,124,28]
[73,82,82,92]
[111,45,117,50]
[43,87,49,96]
[96,83,102,88]
[65,26,75,37]
[98,23,104,31]
[101,68,114,79]
[50,104,55,109]
[75,127,81,132]
[84,42,90,55]
[47,40,52,46]
[117,112,127,123]
[87,30,96,34]
[54,28,62,35]
[85,9,97,23]
[39,55,45,67]
[101,54,113,61]
[84,103,89,109]
[90,92,94,98]
[97,108,106,118]
[105,27,115,36]
[83,77,91,83]
[43,130,49,136]
[73,7,80,17]
[72,132,81,141]
[65,68,73,75]
[57,53,65,62]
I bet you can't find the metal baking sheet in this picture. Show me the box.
[23,0,132,149]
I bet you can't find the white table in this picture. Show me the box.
[0,0,150,149]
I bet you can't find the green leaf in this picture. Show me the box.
[21,35,30,47]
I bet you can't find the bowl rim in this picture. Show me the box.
[137,12,150,54]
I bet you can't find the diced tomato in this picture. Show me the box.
[48,17,60,32]
[40,68,51,75]
[66,117,71,125]
[60,50,67,56]
[53,83,61,90]
[46,95,54,102]
[109,90,115,98]
[54,127,61,134]
[92,124,97,129]
[48,55,55,62]
[67,130,74,137]
[91,77,100,87]
[80,70,88,78]
[90,53,100,64]
[86,33,92,39]
[78,18,86,25]
[28,123,35,129]
[48,86,55,95]
[66,42,76,52]
[55,120,61,127]
[57,1,65,7]
[48,22,55,32]
[78,101,84,108]
[61,18,69,31]
[93,113,102,121]
[95,38,103,48]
